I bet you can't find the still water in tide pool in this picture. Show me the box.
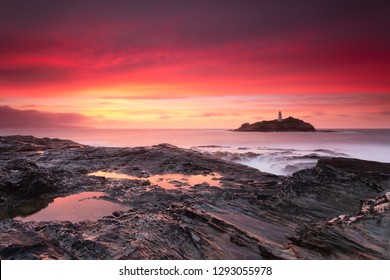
[88,171,222,189]
[12,192,129,222]
[2,173,221,223]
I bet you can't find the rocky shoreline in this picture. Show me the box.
[0,135,389,259]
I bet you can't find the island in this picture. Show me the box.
[235,112,316,132]
[0,135,389,260]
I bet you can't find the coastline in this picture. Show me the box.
[0,135,389,259]
[1,129,389,175]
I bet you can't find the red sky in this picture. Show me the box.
[1,0,389,129]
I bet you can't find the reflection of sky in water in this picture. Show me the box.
[15,192,129,222]
[88,171,222,189]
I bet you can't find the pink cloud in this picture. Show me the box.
[190,112,242,118]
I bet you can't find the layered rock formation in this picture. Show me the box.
[0,136,389,259]
[236,116,316,132]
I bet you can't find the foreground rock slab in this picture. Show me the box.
[0,136,389,259]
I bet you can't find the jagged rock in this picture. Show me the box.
[0,159,55,197]
[286,194,390,259]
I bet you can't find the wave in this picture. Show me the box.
[195,146,349,175]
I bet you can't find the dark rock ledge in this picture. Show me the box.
[0,135,389,259]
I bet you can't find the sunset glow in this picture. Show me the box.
[1,0,389,129]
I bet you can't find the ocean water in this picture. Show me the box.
[1,128,389,175]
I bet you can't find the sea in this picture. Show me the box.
[1,128,389,176]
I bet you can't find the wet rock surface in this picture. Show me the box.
[0,135,389,259]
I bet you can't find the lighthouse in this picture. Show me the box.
[278,111,282,122]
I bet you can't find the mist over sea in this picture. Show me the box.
[1,128,389,175]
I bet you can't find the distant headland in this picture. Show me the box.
[235,111,316,132]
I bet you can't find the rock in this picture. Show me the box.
[284,165,300,173]
[317,157,390,173]
[271,157,389,221]
[0,135,389,260]
[235,117,316,132]
[0,159,55,198]
[286,194,390,259]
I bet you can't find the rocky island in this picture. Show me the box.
[236,112,316,132]
[0,135,389,260]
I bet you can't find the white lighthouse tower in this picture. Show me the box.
[278,111,282,122]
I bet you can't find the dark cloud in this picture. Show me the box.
[2,1,389,39]
[377,111,390,116]
[0,106,88,128]
[0,67,74,86]
[18,104,39,108]
[0,0,389,92]
[2,0,389,51]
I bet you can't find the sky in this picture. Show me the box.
[0,0,389,129]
